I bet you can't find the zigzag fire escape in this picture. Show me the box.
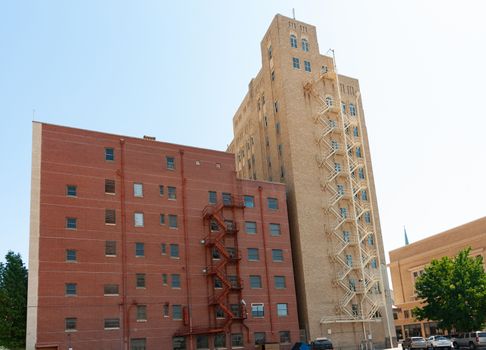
[304,62,384,325]
[202,195,249,335]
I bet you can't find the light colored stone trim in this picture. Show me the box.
[26,122,42,350]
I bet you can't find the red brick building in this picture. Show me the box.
[27,122,299,350]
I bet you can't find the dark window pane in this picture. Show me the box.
[105,179,115,194]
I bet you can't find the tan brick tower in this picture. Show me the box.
[228,14,396,349]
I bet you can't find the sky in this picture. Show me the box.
[1,0,486,277]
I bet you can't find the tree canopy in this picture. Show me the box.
[0,251,28,349]
[413,248,486,332]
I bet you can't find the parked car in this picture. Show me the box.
[403,337,429,350]
[452,332,486,349]
[311,337,334,350]
[292,342,311,350]
[428,335,452,350]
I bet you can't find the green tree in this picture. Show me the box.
[413,248,486,332]
[0,251,28,349]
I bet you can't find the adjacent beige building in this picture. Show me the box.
[228,14,395,349]
[389,217,486,340]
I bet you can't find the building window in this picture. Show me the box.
[214,334,226,348]
[254,332,266,345]
[215,306,225,319]
[210,219,219,232]
[196,335,209,349]
[346,255,353,267]
[274,100,279,113]
[66,185,77,197]
[173,304,183,320]
[341,102,346,113]
[105,209,116,225]
[105,148,114,161]
[269,223,281,236]
[343,231,350,242]
[337,184,345,195]
[160,214,165,225]
[161,243,167,255]
[272,249,283,262]
[244,195,254,208]
[304,60,311,72]
[133,183,143,197]
[353,126,359,137]
[105,241,116,256]
[278,144,283,156]
[105,179,115,194]
[280,331,291,344]
[302,38,309,51]
[340,207,348,219]
[168,186,176,200]
[231,333,243,347]
[136,274,145,288]
[271,70,275,81]
[334,163,342,172]
[171,274,181,288]
[66,249,77,262]
[276,122,281,134]
[66,217,77,230]
[245,221,257,234]
[404,310,410,319]
[170,244,179,258]
[349,278,356,291]
[267,197,278,209]
[274,276,286,289]
[135,242,144,257]
[166,156,175,170]
[248,248,259,261]
[173,336,186,350]
[292,57,300,69]
[290,34,297,48]
[352,304,359,316]
[277,303,288,316]
[65,283,77,296]
[368,234,375,246]
[104,284,119,295]
[364,212,371,224]
[222,192,232,205]
[361,190,368,201]
[230,304,241,318]
[159,185,164,196]
[162,273,168,285]
[104,318,120,330]
[332,140,339,151]
[134,212,144,227]
[350,103,357,116]
[168,215,178,228]
[251,303,264,318]
[358,168,365,179]
[250,275,262,289]
[162,303,169,317]
[326,96,333,107]
[356,147,362,158]
[136,305,147,321]
[371,258,378,269]
[268,45,272,59]
[65,318,77,331]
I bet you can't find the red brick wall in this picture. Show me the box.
[34,124,299,350]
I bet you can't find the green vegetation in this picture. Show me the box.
[0,251,28,349]
[413,248,486,332]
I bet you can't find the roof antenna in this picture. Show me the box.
[292,8,296,20]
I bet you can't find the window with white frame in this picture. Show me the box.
[133,183,143,197]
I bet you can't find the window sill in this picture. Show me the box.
[136,287,146,290]
[105,192,116,196]
[105,223,116,226]
[168,198,176,201]
[65,329,77,333]
[105,255,117,258]
[136,320,147,323]
[104,327,120,330]
[104,294,119,297]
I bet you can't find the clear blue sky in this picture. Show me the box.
[2,1,486,272]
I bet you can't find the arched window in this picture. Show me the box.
[349,103,356,116]
[302,38,309,52]
[290,34,297,48]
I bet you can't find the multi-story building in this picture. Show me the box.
[228,14,395,348]
[27,122,299,350]
[389,217,486,340]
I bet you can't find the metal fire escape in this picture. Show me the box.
[202,195,249,335]
[303,60,385,327]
